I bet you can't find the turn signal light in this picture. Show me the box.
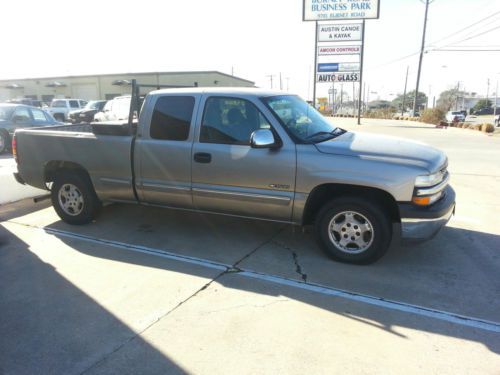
[412,196,431,206]
[12,135,18,164]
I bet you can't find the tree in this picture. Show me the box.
[392,90,428,112]
[436,88,464,111]
[368,100,394,109]
[473,99,492,112]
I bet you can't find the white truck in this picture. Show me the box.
[46,99,87,122]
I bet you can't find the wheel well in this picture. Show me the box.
[44,161,91,183]
[302,184,400,225]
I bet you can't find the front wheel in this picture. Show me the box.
[315,197,392,265]
[51,172,101,225]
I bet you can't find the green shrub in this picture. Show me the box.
[419,108,445,125]
[481,123,494,133]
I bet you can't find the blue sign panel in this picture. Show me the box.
[318,63,339,72]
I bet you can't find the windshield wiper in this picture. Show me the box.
[304,128,346,143]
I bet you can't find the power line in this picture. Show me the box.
[440,24,500,47]
[427,10,500,46]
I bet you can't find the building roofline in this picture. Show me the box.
[0,70,255,85]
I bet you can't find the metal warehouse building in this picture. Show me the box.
[0,71,255,103]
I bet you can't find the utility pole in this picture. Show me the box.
[455,81,460,111]
[266,74,275,89]
[495,80,498,117]
[413,0,433,114]
[486,78,490,103]
[312,21,319,107]
[402,66,409,116]
[286,77,290,91]
[279,72,283,91]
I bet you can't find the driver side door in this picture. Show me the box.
[191,95,296,222]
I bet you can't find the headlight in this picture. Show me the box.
[415,172,444,187]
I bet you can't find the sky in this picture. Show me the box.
[1,0,499,104]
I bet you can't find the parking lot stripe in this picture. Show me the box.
[8,222,500,333]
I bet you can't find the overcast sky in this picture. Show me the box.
[1,0,499,103]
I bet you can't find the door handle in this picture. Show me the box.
[194,152,212,163]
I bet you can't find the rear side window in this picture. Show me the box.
[31,108,49,122]
[69,100,79,108]
[150,96,195,141]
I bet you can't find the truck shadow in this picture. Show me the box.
[2,200,499,368]
[0,224,192,374]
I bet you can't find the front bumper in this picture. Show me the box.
[399,186,455,241]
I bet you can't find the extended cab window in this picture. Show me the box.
[31,108,49,122]
[200,97,271,145]
[69,100,79,108]
[150,96,195,141]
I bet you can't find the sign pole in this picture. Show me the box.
[357,19,366,125]
[312,21,318,107]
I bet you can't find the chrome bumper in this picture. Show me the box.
[399,186,456,241]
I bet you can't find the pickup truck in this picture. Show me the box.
[46,99,87,122]
[13,87,455,264]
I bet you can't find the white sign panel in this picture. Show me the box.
[316,72,360,83]
[318,23,363,42]
[318,45,361,55]
[303,0,380,21]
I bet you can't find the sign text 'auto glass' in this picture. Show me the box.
[316,73,360,82]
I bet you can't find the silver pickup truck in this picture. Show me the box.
[13,88,455,264]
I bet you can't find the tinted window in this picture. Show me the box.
[52,100,66,108]
[31,109,48,122]
[13,108,31,123]
[69,100,79,108]
[150,96,194,141]
[200,97,271,145]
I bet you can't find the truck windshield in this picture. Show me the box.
[84,101,102,110]
[51,100,66,108]
[262,95,343,143]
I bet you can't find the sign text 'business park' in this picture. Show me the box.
[303,0,380,21]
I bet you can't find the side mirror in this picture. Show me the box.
[250,129,279,149]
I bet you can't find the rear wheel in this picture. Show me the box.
[315,196,392,264]
[51,171,101,225]
[0,131,9,153]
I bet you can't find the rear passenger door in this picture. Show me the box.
[135,94,199,208]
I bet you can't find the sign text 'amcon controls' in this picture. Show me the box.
[318,45,361,55]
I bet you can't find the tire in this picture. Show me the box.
[0,131,9,154]
[51,171,101,225]
[314,196,392,265]
[54,113,65,122]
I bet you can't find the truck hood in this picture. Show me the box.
[315,131,446,173]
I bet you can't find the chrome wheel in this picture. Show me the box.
[328,211,374,254]
[58,183,84,216]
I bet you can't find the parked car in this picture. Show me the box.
[445,111,465,122]
[0,103,59,153]
[68,100,107,123]
[7,98,46,108]
[13,88,455,265]
[473,107,494,116]
[46,99,87,122]
[94,96,131,122]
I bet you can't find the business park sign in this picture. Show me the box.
[303,0,380,21]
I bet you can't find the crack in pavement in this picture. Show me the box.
[272,241,308,282]
[78,226,286,374]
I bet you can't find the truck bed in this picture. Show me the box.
[15,122,137,202]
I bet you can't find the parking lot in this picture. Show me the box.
[1,118,499,374]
